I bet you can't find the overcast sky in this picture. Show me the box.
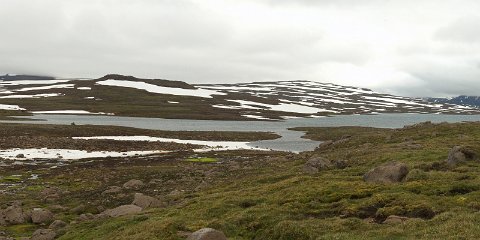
[1,0,479,97]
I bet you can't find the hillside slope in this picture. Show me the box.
[0,74,479,120]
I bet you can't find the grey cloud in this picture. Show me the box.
[435,17,480,43]
[1,0,480,98]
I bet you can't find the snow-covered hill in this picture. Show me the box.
[197,80,480,118]
[0,75,479,120]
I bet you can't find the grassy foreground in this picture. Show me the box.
[45,121,480,239]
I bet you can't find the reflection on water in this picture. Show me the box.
[5,114,480,152]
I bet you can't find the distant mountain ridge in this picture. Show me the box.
[426,96,480,108]
[0,74,55,81]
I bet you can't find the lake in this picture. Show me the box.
[5,114,480,152]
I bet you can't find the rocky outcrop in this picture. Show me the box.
[187,228,227,240]
[132,193,164,209]
[123,180,144,190]
[303,156,347,174]
[102,205,142,217]
[446,146,477,166]
[364,162,409,184]
[30,229,56,240]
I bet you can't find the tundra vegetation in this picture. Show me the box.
[2,121,480,239]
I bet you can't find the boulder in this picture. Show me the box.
[31,209,54,225]
[123,180,144,190]
[364,162,409,184]
[187,228,227,240]
[16,154,25,158]
[3,206,26,225]
[303,157,347,174]
[132,193,164,209]
[30,229,56,240]
[447,146,477,166]
[102,205,142,217]
[48,220,67,231]
[382,215,409,224]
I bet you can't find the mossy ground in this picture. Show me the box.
[3,121,480,239]
[184,157,219,163]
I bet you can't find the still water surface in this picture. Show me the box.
[7,114,480,152]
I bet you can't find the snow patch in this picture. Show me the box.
[0,80,70,86]
[0,148,167,160]
[0,93,62,99]
[73,136,269,151]
[31,110,114,115]
[242,114,272,120]
[15,84,75,92]
[97,80,226,98]
[0,104,25,111]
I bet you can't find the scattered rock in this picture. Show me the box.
[102,186,122,195]
[383,215,409,224]
[123,180,144,190]
[447,146,477,166]
[49,220,67,231]
[132,193,164,209]
[187,228,227,240]
[303,156,347,174]
[102,205,142,217]
[31,209,54,225]
[364,161,409,184]
[30,229,56,240]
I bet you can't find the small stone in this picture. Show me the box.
[187,228,227,240]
